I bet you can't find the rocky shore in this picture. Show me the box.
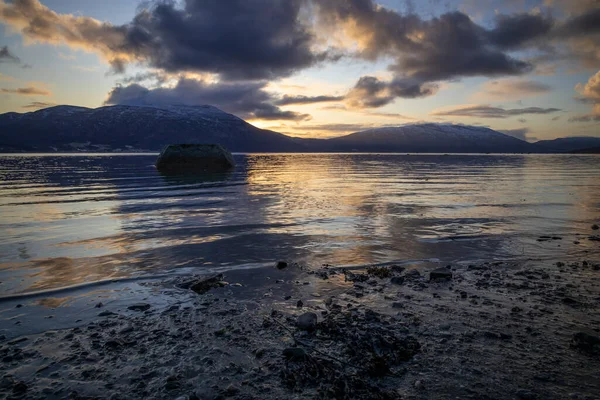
[1,255,600,400]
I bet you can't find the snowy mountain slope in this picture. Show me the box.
[0,104,301,152]
[317,123,545,153]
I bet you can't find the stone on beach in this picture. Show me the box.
[571,332,600,355]
[180,274,225,294]
[155,144,235,172]
[429,268,453,281]
[297,312,318,331]
[275,261,288,270]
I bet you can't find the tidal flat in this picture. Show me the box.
[1,254,599,400]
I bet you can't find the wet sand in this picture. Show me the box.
[1,253,600,400]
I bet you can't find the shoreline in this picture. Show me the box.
[1,257,599,399]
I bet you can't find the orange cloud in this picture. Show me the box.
[1,86,51,96]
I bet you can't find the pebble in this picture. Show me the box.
[275,261,288,269]
[297,312,318,331]
[571,332,600,355]
[390,276,405,285]
[98,311,116,317]
[282,347,307,360]
[430,268,453,281]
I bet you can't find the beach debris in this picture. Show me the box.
[429,268,453,281]
[127,303,151,312]
[592,224,599,230]
[366,266,392,278]
[390,276,405,285]
[343,270,369,283]
[297,312,318,331]
[179,274,225,294]
[404,269,422,280]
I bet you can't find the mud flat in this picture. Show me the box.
[1,256,600,400]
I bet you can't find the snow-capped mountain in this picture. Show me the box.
[0,104,301,152]
[318,124,545,153]
[0,105,550,153]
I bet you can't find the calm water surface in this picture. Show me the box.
[1,153,599,296]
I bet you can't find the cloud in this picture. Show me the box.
[473,79,552,101]
[557,7,600,38]
[105,78,311,121]
[363,111,414,119]
[431,104,561,118]
[0,0,331,79]
[276,122,378,137]
[1,86,51,96]
[72,65,99,72]
[570,70,600,122]
[0,45,20,63]
[346,76,438,108]
[274,95,344,106]
[1,0,599,111]
[575,70,600,101]
[486,13,554,49]
[22,101,56,109]
[315,2,533,85]
[0,72,14,81]
[568,114,600,122]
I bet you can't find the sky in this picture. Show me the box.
[0,0,599,141]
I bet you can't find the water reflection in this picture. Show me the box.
[0,153,599,295]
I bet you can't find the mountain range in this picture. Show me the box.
[1,104,599,153]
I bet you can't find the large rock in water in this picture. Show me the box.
[156,144,235,172]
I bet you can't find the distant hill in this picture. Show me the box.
[0,104,302,152]
[315,124,545,153]
[0,104,558,153]
[534,137,600,153]
[569,146,600,154]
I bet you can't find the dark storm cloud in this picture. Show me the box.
[0,45,20,63]
[315,2,533,83]
[558,8,600,37]
[0,0,330,80]
[431,105,561,118]
[105,78,310,121]
[487,13,554,49]
[274,95,344,106]
[116,0,330,79]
